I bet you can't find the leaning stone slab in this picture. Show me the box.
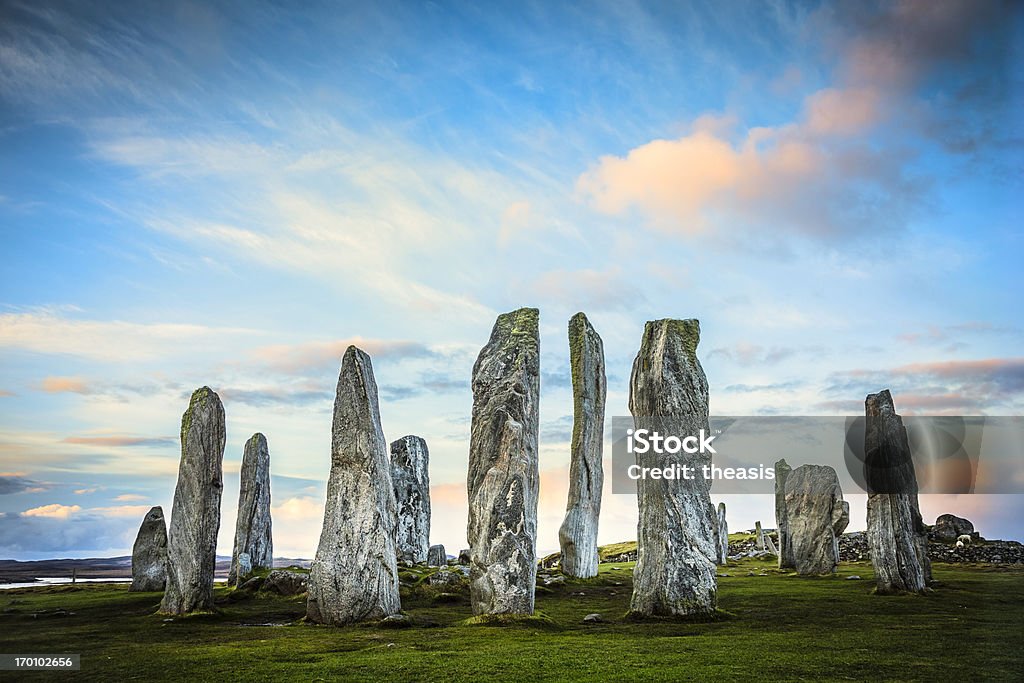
[783,464,848,575]
[306,346,401,624]
[629,319,718,617]
[228,433,273,585]
[558,312,606,578]
[467,308,540,615]
[130,506,167,592]
[160,387,226,614]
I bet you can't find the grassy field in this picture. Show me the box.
[1,553,1022,682]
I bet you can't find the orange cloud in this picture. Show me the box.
[252,337,433,375]
[39,376,91,394]
[21,503,81,519]
[62,435,175,447]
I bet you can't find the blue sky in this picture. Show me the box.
[1,0,1022,560]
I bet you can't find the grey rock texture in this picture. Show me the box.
[228,433,273,585]
[129,506,167,592]
[716,503,729,565]
[467,308,540,615]
[628,319,718,617]
[390,435,431,564]
[558,312,607,579]
[765,533,779,557]
[774,458,794,569]
[864,390,929,594]
[263,569,307,596]
[458,549,471,565]
[782,465,848,575]
[236,553,252,582]
[306,346,401,624]
[160,387,226,614]
[931,514,978,543]
[755,521,766,551]
[427,544,447,567]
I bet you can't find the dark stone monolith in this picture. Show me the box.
[391,435,431,564]
[716,502,728,565]
[775,458,794,569]
[864,389,929,594]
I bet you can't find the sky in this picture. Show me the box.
[0,0,1022,561]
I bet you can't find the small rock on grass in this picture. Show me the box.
[583,613,603,623]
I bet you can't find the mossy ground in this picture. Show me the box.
[1,556,1021,682]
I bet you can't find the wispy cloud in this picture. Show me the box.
[62,435,176,448]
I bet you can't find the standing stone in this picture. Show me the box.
[467,308,540,616]
[427,544,447,567]
[458,549,471,565]
[716,502,729,565]
[755,521,766,551]
[765,533,779,557]
[236,552,252,583]
[160,387,226,614]
[782,465,848,575]
[130,506,167,592]
[558,312,607,579]
[390,435,431,564]
[775,458,794,569]
[228,433,273,585]
[629,319,718,617]
[864,390,929,594]
[306,346,400,624]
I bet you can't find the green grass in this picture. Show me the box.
[1,558,1021,682]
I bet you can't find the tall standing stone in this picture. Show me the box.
[755,521,766,551]
[775,458,794,569]
[228,433,273,585]
[160,387,225,614]
[130,506,167,592]
[629,319,718,617]
[390,435,431,564]
[558,312,606,579]
[306,346,400,624]
[716,502,729,566]
[864,390,929,594]
[427,544,447,567]
[782,464,848,575]
[467,308,540,615]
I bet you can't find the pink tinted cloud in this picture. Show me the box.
[251,337,433,375]
[39,376,92,394]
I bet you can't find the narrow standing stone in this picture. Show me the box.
[390,435,431,564]
[864,390,929,594]
[629,319,718,617]
[755,521,766,551]
[228,433,273,585]
[716,502,729,566]
[558,312,606,579]
[130,506,167,592]
[467,308,540,615]
[775,458,794,569]
[307,346,400,624]
[160,387,226,614]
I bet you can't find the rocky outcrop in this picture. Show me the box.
[427,544,447,567]
[160,387,226,614]
[716,503,728,565]
[864,390,929,594]
[228,433,273,585]
[775,458,793,569]
[467,308,540,615]
[781,465,848,575]
[558,312,606,579]
[130,506,167,592]
[628,319,718,617]
[306,346,401,624]
[263,569,308,596]
[390,435,431,564]
[930,514,978,543]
